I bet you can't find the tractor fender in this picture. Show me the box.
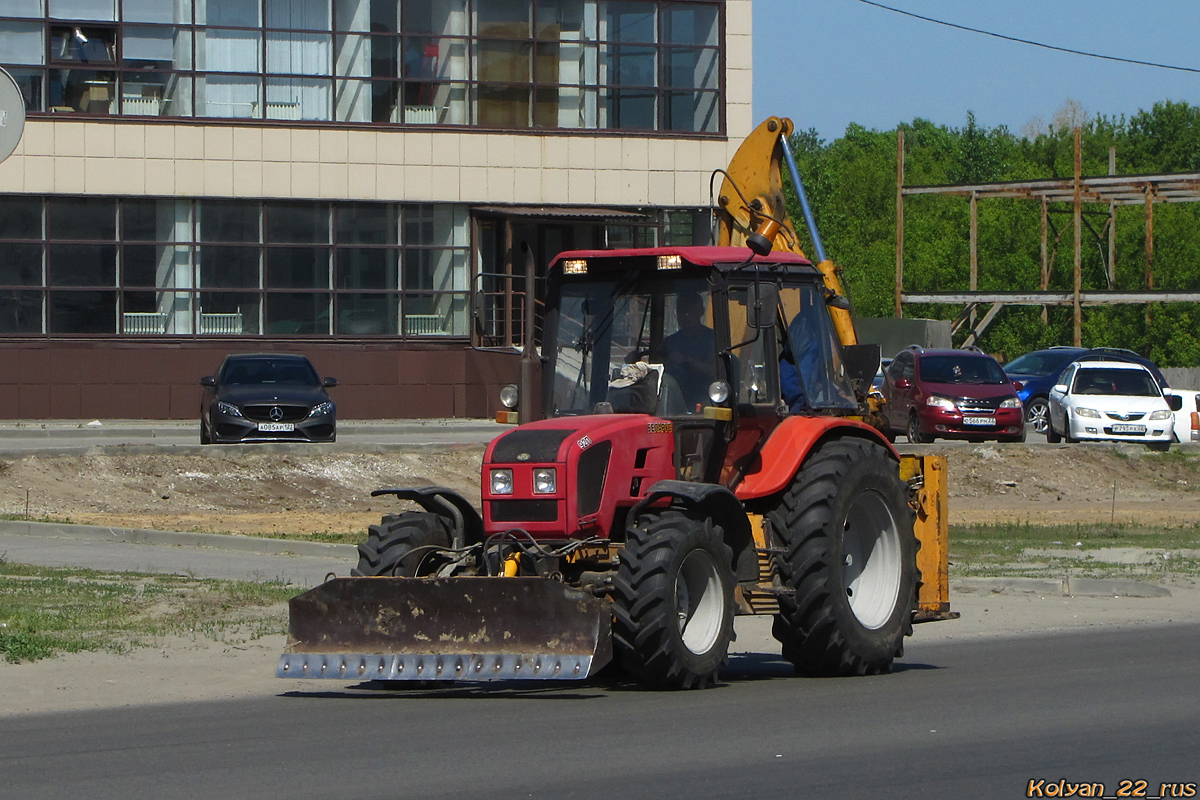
[734,416,898,502]
[370,486,483,550]
[628,480,757,582]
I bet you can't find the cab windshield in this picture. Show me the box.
[546,274,717,417]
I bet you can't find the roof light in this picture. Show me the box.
[657,254,682,270]
[563,259,588,275]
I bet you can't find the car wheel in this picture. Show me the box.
[200,420,212,445]
[1045,416,1062,444]
[907,412,931,444]
[1025,397,1050,435]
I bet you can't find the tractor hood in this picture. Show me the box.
[483,414,677,540]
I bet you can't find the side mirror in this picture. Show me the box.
[841,344,881,391]
[200,376,216,387]
[825,293,852,311]
[1167,393,1183,412]
[747,283,779,328]
[323,377,338,388]
[894,378,910,390]
[1052,384,1068,394]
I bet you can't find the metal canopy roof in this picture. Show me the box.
[903,171,1200,205]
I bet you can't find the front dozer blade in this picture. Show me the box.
[276,577,613,682]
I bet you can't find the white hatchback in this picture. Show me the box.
[1047,360,1180,451]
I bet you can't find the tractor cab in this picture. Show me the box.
[537,246,869,486]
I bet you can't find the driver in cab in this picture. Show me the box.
[654,291,717,412]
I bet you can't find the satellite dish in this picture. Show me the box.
[0,67,27,164]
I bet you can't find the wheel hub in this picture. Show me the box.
[842,490,902,629]
[674,550,725,655]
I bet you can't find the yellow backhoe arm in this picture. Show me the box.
[714,116,858,347]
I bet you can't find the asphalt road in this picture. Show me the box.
[2,624,1196,800]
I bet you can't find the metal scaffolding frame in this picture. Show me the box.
[894,127,1200,346]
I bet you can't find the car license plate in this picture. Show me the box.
[1111,424,1146,434]
[962,415,995,426]
[258,422,295,432]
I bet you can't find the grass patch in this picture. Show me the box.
[950,522,1200,580]
[0,560,294,664]
[234,530,364,545]
[0,513,77,524]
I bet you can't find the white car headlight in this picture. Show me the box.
[925,395,955,409]
[999,397,1022,409]
[532,468,557,494]
[490,468,514,495]
[1149,409,1173,420]
[1074,407,1100,418]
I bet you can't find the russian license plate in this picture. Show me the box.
[1111,424,1146,434]
[258,422,295,432]
[961,415,995,426]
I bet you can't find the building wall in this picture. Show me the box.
[0,0,754,421]
[0,340,521,420]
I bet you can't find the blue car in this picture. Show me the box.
[1004,347,1168,435]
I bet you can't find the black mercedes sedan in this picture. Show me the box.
[200,354,337,444]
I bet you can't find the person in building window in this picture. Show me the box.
[780,311,819,413]
[656,291,716,411]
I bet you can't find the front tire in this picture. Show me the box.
[611,509,735,689]
[352,511,452,577]
[767,438,918,676]
[1025,397,1050,435]
[199,420,212,445]
[1046,416,1062,443]
[907,412,931,444]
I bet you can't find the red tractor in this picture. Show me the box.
[278,119,953,690]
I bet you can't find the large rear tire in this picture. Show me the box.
[611,509,735,689]
[767,438,918,677]
[352,511,452,577]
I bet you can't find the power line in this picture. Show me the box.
[853,0,1200,74]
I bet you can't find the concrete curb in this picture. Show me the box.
[0,519,357,560]
[955,576,1172,598]
[0,418,504,439]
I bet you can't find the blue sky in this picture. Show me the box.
[752,0,1200,142]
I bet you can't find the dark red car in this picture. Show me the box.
[881,346,1025,443]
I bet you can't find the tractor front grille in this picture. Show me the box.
[490,500,558,523]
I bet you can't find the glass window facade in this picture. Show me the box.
[1,0,722,132]
[0,197,471,337]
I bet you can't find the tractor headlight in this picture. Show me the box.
[532,468,557,494]
[999,397,1022,409]
[1149,409,1173,420]
[490,468,514,495]
[1074,407,1100,418]
[925,395,955,410]
[499,384,519,409]
[707,381,730,404]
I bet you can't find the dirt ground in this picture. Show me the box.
[3,442,1200,535]
[4,441,1200,717]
